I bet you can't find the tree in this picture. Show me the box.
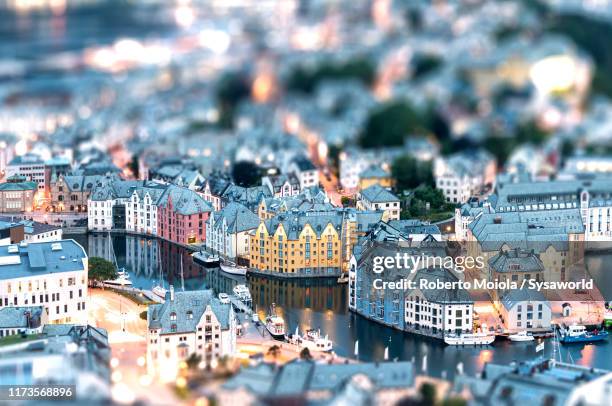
[139,311,148,320]
[186,353,202,370]
[359,101,426,148]
[391,155,433,191]
[231,161,262,187]
[412,54,442,80]
[299,347,313,361]
[88,257,117,285]
[419,383,437,406]
[442,398,467,406]
[216,71,251,129]
[286,57,375,94]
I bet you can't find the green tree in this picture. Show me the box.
[186,353,202,370]
[359,101,426,148]
[88,257,117,285]
[287,57,375,94]
[391,155,433,191]
[419,382,437,406]
[442,398,467,406]
[216,71,251,129]
[412,55,442,80]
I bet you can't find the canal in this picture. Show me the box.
[69,233,611,379]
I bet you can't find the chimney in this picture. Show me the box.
[493,216,502,224]
[170,285,175,301]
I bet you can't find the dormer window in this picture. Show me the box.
[170,312,177,321]
[171,324,177,332]
[187,311,193,319]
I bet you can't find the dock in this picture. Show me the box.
[229,295,253,315]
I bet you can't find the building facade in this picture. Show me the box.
[0,176,36,212]
[357,184,401,221]
[146,288,237,382]
[206,202,260,263]
[157,186,212,245]
[0,240,88,325]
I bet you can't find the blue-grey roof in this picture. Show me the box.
[359,165,389,179]
[360,184,400,203]
[501,288,549,311]
[159,185,212,215]
[223,360,414,396]
[262,211,343,239]
[0,306,44,328]
[0,240,87,281]
[488,248,544,274]
[209,202,260,233]
[148,289,232,334]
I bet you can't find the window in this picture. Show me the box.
[170,312,177,321]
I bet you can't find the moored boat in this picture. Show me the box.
[444,332,495,346]
[287,327,333,352]
[220,260,247,276]
[104,270,132,287]
[262,304,285,340]
[560,324,609,344]
[508,331,535,342]
[232,284,251,302]
[193,251,220,267]
[337,273,348,284]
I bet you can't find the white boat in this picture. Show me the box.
[508,331,535,342]
[337,273,348,284]
[105,273,132,287]
[218,293,230,304]
[288,327,333,352]
[262,304,285,340]
[193,251,220,267]
[232,284,251,302]
[220,261,247,276]
[444,332,495,346]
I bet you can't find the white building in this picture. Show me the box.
[206,202,260,262]
[356,184,401,221]
[434,150,496,204]
[288,156,319,189]
[21,221,63,243]
[125,187,166,235]
[454,202,487,241]
[499,289,552,333]
[262,173,301,198]
[405,268,474,335]
[0,240,88,325]
[6,154,46,193]
[147,288,237,382]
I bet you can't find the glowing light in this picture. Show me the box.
[252,73,275,103]
[198,29,231,54]
[175,6,195,28]
[176,376,187,388]
[110,357,120,368]
[530,55,577,94]
[111,370,123,383]
[137,356,146,367]
[15,140,28,156]
[195,398,209,406]
[111,383,135,404]
[139,374,152,386]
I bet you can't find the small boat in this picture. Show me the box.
[193,251,220,267]
[232,284,251,302]
[263,304,285,340]
[218,293,230,304]
[105,270,132,287]
[560,324,609,344]
[508,331,535,342]
[220,260,247,276]
[287,327,333,352]
[337,273,348,284]
[444,332,495,346]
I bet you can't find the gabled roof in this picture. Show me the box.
[359,184,399,203]
[488,248,544,274]
[159,185,213,215]
[501,288,549,310]
[359,165,389,179]
[210,202,260,233]
[0,181,37,191]
[148,290,232,334]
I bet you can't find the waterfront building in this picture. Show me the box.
[206,202,260,264]
[499,288,552,333]
[490,174,612,241]
[0,240,88,324]
[157,185,212,245]
[262,173,301,198]
[348,239,448,332]
[405,268,474,336]
[434,149,496,203]
[218,359,415,405]
[125,183,167,235]
[467,209,585,283]
[0,305,46,337]
[453,359,609,406]
[358,165,394,190]
[146,288,237,382]
[0,324,111,400]
[6,154,46,193]
[256,187,333,220]
[0,175,36,212]
[357,184,401,221]
[288,155,319,189]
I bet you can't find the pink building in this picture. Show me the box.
[157,186,212,245]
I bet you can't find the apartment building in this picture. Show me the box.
[357,184,401,221]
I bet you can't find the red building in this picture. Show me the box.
[157,186,212,245]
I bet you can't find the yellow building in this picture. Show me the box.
[358,165,394,190]
[249,210,383,276]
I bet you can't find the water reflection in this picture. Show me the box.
[68,233,611,378]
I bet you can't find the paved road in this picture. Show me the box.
[89,289,179,405]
